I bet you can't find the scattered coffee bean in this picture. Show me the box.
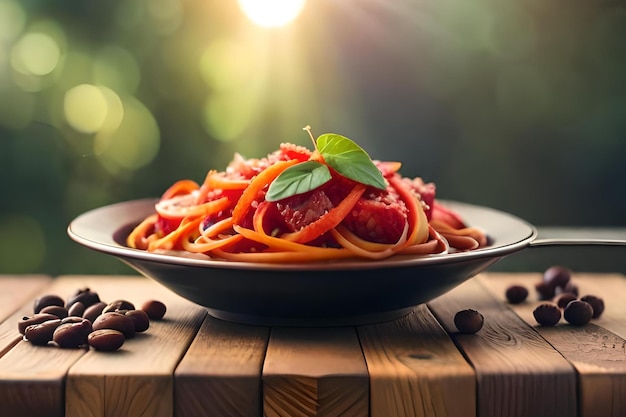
[92,312,136,339]
[39,305,68,319]
[33,294,64,314]
[61,316,86,325]
[543,266,571,288]
[83,301,107,323]
[141,300,166,320]
[18,313,58,335]
[68,302,86,318]
[24,319,61,345]
[53,319,93,348]
[580,295,604,319]
[66,288,101,310]
[125,310,150,333]
[454,309,484,334]
[563,300,593,326]
[21,287,161,353]
[88,329,125,352]
[505,285,528,304]
[554,292,577,309]
[556,281,579,297]
[102,300,136,315]
[535,281,556,300]
[533,303,561,326]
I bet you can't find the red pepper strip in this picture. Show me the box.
[232,160,299,226]
[431,200,466,229]
[160,179,199,201]
[387,175,429,248]
[280,184,366,244]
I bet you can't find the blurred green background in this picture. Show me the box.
[0,0,624,275]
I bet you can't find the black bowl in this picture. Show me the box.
[68,199,536,326]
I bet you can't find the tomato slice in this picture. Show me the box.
[160,180,200,201]
[155,192,200,220]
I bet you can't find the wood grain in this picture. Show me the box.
[358,304,476,417]
[0,275,101,417]
[175,314,270,417]
[0,275,53,358]
[0,341,86,417]
[64,275,207,417]
[428,277,577,417]
[480,272,626,417]
[263,327,368,417]
[0,275,51,321]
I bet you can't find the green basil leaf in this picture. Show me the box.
[265,161,332,202]
[317,134,387,190]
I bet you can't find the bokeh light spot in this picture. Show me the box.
[146,0,183,35]
[202,92,255,142]
[0,215,45,273]
[11,32,60,76]
[0,0,25,42]
[64,84,109,134]
[93,46,141,94]
[238,0,306,28]
[200,39,254,91]
[94,96,160,172]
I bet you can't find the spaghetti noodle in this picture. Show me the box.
[127,138,487,262]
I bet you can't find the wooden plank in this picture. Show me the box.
[174,314,270,417]
[358,304,476,417]
[0,275,120,417]
[479,272,626,417]
[262,327,368,417]
[0,341,86,417]
[0,275,52,322]
[64,275,206,417]
[0,275,54,358]
[427,277,577,417]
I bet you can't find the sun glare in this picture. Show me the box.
[237,0,306,28]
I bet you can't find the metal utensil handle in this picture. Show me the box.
[529,227,626,248]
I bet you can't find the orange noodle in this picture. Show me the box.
[127,141,487,262]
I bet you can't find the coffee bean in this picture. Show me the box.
[39,305,68,319]
[543,266,571,289]
[83,301,107,323]
[535,281,555,300]
[33,294,64,314]
[580,295,605,319]
[53,319,93,348]
[68,302,86,318]
[125,310,150,332]
[24,319,61,345]
[88,329,125,352]
[533,303,561,326]
[102,300,136,315]
[18,313,58,335]
[66,288,101,310]
[61,316,86,324]
[505,285,528,304]
[454,309,484,334]
[556,281,579,297]
[92,312,136,339]
[141,300,166,320]
[564,300,593,325]
[554,292,577,309]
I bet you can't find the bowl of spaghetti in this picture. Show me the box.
[68,131,536,326]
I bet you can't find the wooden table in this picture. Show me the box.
[1,272,626,417]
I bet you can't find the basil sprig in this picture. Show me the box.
[266,133,387,202]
